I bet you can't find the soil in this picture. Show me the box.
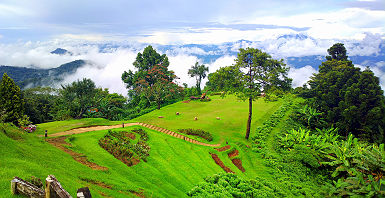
[227,149,239,158]
[215,145,231,152]
[48,123,140,137]
[210,153,234,173]
[182,100,191,103]
[80,178,112,189]
[47,137,108,171]
[231,158,245,172]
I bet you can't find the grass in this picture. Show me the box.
[132,95,282,145]
[35,118,122,135]
[1,95,290,197]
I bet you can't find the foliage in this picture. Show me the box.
[52,78,126,120]
[187,173,284,197]
[178,128,213,141]
[135,64,184,109]
[0,73,24,124]
[308,43,385,143]
[99,129,151,165]
[17,114,32,127]
[219,48,292,139]
[206,65,243,92]
[252,97,293,153]
[122,46,183,109]
[22,87,57,124]
[288,104,326,130]
[188,61,209,95]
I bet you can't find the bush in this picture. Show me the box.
[99,129,151,165]
[178,128,213,142]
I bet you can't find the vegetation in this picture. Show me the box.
[122,45,183,110]
[307,43,385,143]
[178,128,213,142]
[188,61,209,95]
[1,43,385,197]
[99,129,150,165]
[207,48,291,139]
[0,73,24,124]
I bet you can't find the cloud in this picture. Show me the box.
[288,65,317,88]
[347,32,383,56]
[343,0,385,11]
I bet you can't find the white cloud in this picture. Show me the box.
[288,65,317,88]
[347,33,383,56]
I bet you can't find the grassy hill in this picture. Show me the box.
[0,94,318,197]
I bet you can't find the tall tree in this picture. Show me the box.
[308,43,385,143]
[0,73,24,124]
[122,46,182,109]
[208,48,291,139]
[188,62,209,95]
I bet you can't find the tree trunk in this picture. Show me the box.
[245,96,252,139]
[157,101,161,110]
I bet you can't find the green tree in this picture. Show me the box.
[209,48,291,139]
[188,61,209,95]
[22,87,58,124]
[308,43,385,143]
[135,64,183,109]
[206,65,243,92]
[0,73,24,124]
[53,78,98,120]
[121,46,181,109]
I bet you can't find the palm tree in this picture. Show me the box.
[188,62,209,95]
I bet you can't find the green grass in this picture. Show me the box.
[132,95,282,145]
[1,95,290,197]
[35,118,122,135]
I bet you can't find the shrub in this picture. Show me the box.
[99,129,151,166]
[178,128,213,141]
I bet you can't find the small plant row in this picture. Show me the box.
[98,129,150,166]
[251,97,294,153]
[178,128,213,142]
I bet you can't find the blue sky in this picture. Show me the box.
[0,0,384,43]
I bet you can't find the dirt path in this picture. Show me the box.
[48,122,221,147]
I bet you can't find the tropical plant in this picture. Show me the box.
[188,61,209,95]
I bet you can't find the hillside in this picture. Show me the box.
[0,95,322,197]
[0,60,85,89]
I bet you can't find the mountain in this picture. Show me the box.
[50,48,73,55]
[0,60,86,89]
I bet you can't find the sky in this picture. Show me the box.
[0,0,384,95]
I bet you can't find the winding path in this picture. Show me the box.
[48,122,221,147]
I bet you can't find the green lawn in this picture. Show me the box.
[35,118,122,135]
[132,95,282,145]
[1,95,289,197]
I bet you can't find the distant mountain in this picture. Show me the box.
[0,60,85,89]
[51,48,73,55]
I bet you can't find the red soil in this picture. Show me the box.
[215,145,231,152]
[210,153,234,173]
[231,158,245,172]
[227,149,239,158]
[182,100,191,103]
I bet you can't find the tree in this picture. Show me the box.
[0,73,24,124]
[122,46,182,109]
[208,48,291,139]
[135,64,183,109]
[22,87,58,124]
[206,65,243,92]
[326,43,348,61]
[308,43,385,143]
[188,62,209,95]
[53,78,98,120]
